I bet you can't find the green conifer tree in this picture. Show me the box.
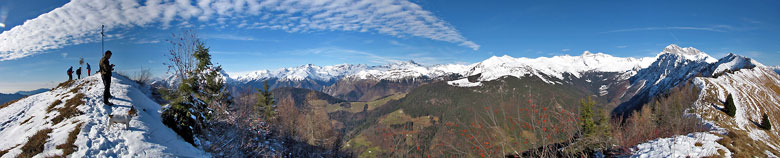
[725,94,737,117]
[595,109,611,137]
[256,81,276,121]
[580,96,596,137]
[760,113,772,130]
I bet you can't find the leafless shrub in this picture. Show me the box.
[612,83,707,153]
[132,68,153,85]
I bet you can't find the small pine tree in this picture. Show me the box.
[724,94,737,117]
[760,113,772,130]
[595,109,611,137]
[256,81,276,122]
[580,96,596,137]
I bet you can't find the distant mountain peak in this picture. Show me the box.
[582,51,595,56]
[663,44,702,55]
[710,52,763,76]
[580,51,612,58]
[389,60,423,67]
[660,44,717,63]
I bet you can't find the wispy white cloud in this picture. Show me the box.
[134,39,161,44]
[202,33,256,41]
[561,48,570,52]
[602,25,734,33]
[616,45,628,48]
[0,0,478,61]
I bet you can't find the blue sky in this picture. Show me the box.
[0,0,779,93]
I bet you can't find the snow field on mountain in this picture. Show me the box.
[631,132,730,158]
[446,78,481,87]
[0,74,204,158]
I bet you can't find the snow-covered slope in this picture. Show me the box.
[631,132,731,157]
[709,53,762,77]
[770,66,780,75]
[0,74,204,157]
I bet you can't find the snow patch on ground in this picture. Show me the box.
[598,85,609,96]
[631,132,730,158]
[447,78,482,87]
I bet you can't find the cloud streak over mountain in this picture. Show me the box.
[0,0,478,61]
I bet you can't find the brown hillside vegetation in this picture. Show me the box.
[51,93,85,125]
[56,122,84,157]
[19,128,52,158]
[611,83,707,152]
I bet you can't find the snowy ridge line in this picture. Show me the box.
[458,51,655,86]
[229,60,470,82]
[226,44,766,88]
[228,50,655,86]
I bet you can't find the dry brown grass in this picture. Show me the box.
[715,130,780,157]
[19,128,52,158]
[46,100,62,113]
[56,122,84,157]
[66,82,86,95]
[55,80,75,90]
[20,117,33,125]
[51,93,85,125]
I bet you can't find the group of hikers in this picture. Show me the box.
[66,50,115,105]
[66,63,90,80]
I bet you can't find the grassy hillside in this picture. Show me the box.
[692,67,780,157]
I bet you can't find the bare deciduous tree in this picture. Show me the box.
[164,29,198,80]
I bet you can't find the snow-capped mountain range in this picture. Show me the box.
[229,47,664,86]
[230,60,469,82]
[230,44,770,89]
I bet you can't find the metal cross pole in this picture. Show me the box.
[101,25,105,53]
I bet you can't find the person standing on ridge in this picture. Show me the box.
[99,50,115,105]
[76,67,82,79]
[87,63,91,76]
[67,66,73,81]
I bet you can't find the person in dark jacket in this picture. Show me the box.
[67,66,73,81]
[76,67,82,79]
[100,50,115,105]
[87,63,91,76]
